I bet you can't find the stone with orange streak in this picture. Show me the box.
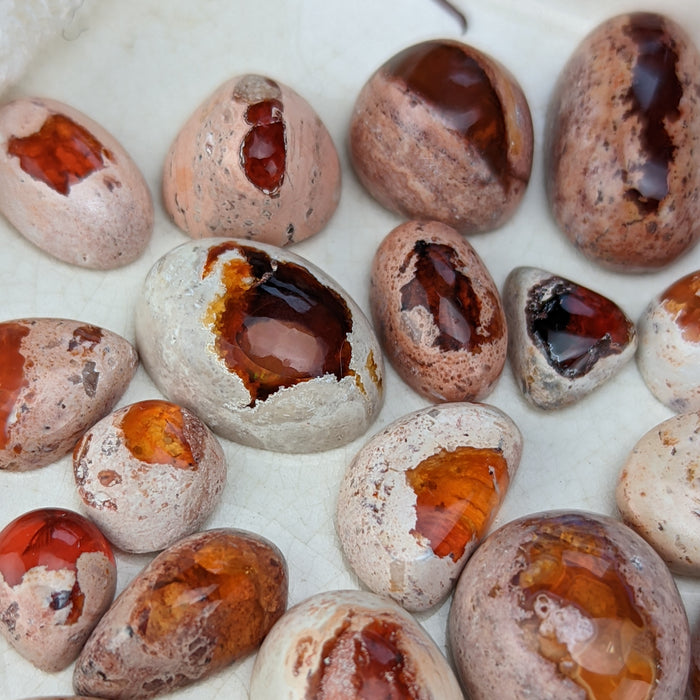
[637,269,700,412]
[73,399,226,553]
[73,528,287,699]
[0,318,137,471]
[249,589,463,699]
[336,402,522,611]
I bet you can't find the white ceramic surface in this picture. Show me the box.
[1,1,699,698]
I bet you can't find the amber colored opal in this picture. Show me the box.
[0,508,114,627]
[385,41,509,188]
[405,446,508,561]
[203,241,353,405]
[0,321,30,450]
[527,279,634,377]
[73,529,288,699]
[130,534,282,662]
[514,514,657,698]
[400,239,504,353]
[307,617,419,698]
[7,113,111,196]
[241,98,286,195]
[120,399,196,469]
[659,270,700,343]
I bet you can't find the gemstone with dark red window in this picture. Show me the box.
[526,278,634,377]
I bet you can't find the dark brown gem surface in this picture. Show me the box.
[622,13,682,214]
[400,240,502,352]
[527,278,633,377]
[203,242,353,406]
[384,41,509,188]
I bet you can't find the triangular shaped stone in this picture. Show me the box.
[503,267,637,409]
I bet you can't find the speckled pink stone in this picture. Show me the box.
[162,74,341,246]
[0,97,153,269]
[370,220,507,402]
[350,39,533,234]
[0,318,138,471]
[616,411,700,576]
[546,13,700,271]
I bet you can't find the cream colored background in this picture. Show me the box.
[1,1,699,697]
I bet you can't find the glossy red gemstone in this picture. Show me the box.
[7,113,111,195]
[384,41,509,188]
[241,98,286,195]
[308,617,419,698]
[400,240,504,353]
[203,242,353,405]
[0,322,30,451]
[0,508,115,588]
[527,278,633,377]
[0,509,114,626]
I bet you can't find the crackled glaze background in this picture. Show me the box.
[1,1,700,697]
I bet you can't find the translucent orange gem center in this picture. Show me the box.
[120,400,196,469]
[307,615,420,698]
[132,532,287,670]
[7,113,111,195]
[660,271,700,343]
[514,514,657,699]
[405,446,508,561]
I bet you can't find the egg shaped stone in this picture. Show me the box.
[449,510,690,699]
[0,97,153,269]
[349,39,533,234]
[249,589,464,699]
[337,402,521,612]
[135,238,383,452]
[616,411,700,576]
[73,528,288,699]
[546,12,700,271]
[637,269,700,412]
[162,73,341,246]
[73,399,226,553]
[0,508,116,672]
[0,318,138,471]
[371,220,507,402]
[503,266,637,409]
